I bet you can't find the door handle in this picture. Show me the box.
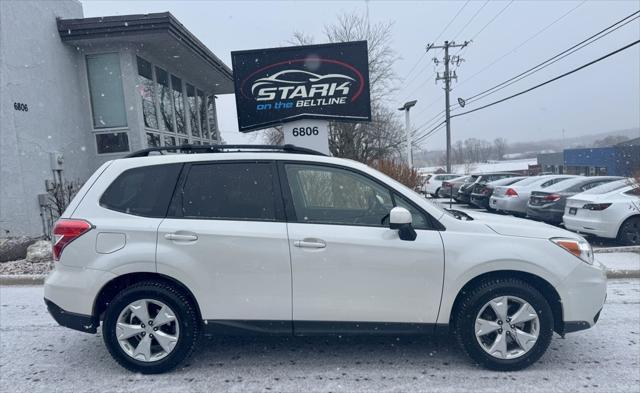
[294,238,326,249]
[164,232,198,242]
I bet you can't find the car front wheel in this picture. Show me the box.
[454,277,553,371]
[102,280,200,374]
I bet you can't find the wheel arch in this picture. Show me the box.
[616,214,640,244]
[448,270,565,335]
[92,272,202,322]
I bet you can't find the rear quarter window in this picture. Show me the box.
[100,163,182,217]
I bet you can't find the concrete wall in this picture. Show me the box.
[0,0,93,236]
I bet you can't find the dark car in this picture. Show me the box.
[527,176,623,224]
[439,175,471,199]
[457,172,521,204]
[470,176,529,210]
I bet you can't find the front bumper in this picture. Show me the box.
[560,259,607,334]
[45,298,98,333]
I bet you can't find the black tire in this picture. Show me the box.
[453,277,553,371]
[434,188,441,198]
[617,216,640,246]
[102,280,200,374]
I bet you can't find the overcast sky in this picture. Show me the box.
[82,0,640,149]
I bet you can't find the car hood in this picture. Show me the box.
[462,210,578,240]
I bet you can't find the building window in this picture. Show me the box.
[164,135,176,147]
[171,75,186,135]
[178,137,189,146]
[198,90,208,139]
[155,67,174,132]
[96,132,129,154]
[136,57,158,129]
[187,84,200,138]
[86,53,127,129]
[207,94,217,140]
[146,132,161,147]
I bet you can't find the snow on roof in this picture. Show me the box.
[418,158,538,175]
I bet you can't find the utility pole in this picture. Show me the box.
[427,40,469,173]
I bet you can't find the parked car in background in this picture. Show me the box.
[439,175,471,199]
[418,173,432,194]
[490,175,577,217]
[457,172,520,204]
[424,174,459,197]
[564,179,640,245]
[470,176,528,210]
[527,176,623,224]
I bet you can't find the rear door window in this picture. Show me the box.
[179,162,279,221]
[100,163,182,217]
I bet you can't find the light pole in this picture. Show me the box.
[398,100,417,168]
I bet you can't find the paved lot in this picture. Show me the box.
[1,280,639,393]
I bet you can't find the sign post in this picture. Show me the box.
[231,41,371,153]
[282,119,330,155]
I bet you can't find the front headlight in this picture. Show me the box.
[550,237,594,264]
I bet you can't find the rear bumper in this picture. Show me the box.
[490,196,526,214]
[527,205,564,223]
[470,194,490,209]
[45,298,98,333]
[563,215,619,239]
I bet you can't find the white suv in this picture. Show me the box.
[45,145,607,374]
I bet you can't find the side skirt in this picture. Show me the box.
[202,320,449,337]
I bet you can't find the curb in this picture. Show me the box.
[2,270,639,286]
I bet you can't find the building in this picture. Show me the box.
[536,152,564,174]
[0,1,233,236]
[536,138,640,177]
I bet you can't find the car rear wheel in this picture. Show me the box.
[453,277,553,371]
[617,216,640,246]
[102,280,200,374]
[433,188,441,198]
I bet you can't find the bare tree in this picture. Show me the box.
[493,138,508,160]
[263,11,404,162]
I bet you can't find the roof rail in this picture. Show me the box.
[124,144,328,158]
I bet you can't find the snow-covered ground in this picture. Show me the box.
[1,281,639,393]
[418,158,537,175]
[596,253,640,272]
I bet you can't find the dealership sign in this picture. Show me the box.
[231,41,371,132]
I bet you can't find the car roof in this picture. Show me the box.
[543,176,623,192]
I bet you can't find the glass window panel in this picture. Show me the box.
[136,57,158,129]
[186,84,199,137]
[178,137,189,146]
[285,164,393,226]
[146,132,161,147]
[86,53,127,129]
[164,135,176,146]
[198,90,208,139]
[96,132,129,154]
[181,163,277,221]
[171,75,186,135]
[155,67,174,132]
[207,95,217,140]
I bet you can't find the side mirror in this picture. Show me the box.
[389,207,417,241]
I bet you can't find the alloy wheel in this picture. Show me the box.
[474,296,540,360]
[116,299,180,362]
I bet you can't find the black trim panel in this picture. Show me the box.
[202,320,448,336]
[45,299,98,334]
[563,321,591,334]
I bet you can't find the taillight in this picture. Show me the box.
[52,219,93,261]
[544,194,561,202]
[505,188,518,197]
[583,203,612,211]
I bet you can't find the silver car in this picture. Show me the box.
[490,175,577,216]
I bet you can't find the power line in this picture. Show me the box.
[466,0,515,44]
[463,10,640,104]
[451,39,640,119]
[396,0,471,95]
[457,0,587,88]
[433,0,471,44]
[414,121,447,144]
[452,0,491,43]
